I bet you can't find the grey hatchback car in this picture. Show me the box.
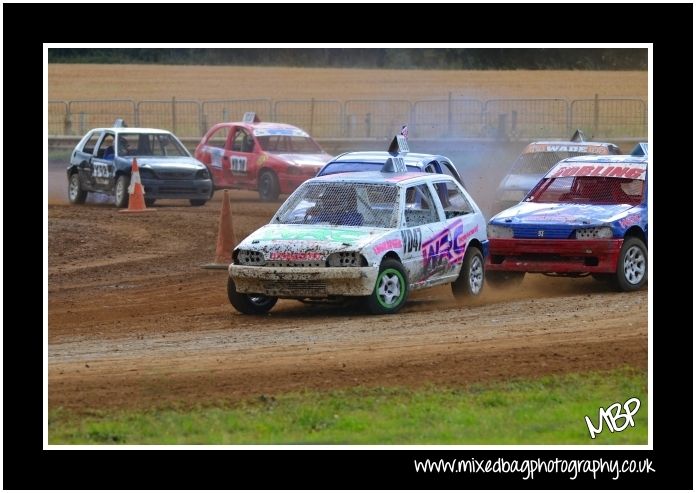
[68,124,213,207]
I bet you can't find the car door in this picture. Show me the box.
[198,124,234,187]
[427,179,481,281]
[74,131,102,191]
[225,126,258,187]
[400,182,441,288]
[90,132,117,192]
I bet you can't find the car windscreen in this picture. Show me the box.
[510,151,587,175]
[274,182,400,228]
[118,133,189,157]
[526,176,645,205]
[256,135,322,154]
[318,162,420,176]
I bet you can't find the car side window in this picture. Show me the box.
[434,180,474,219]
[97,133,116,159]
[82,132,101,155]
[233,129,253,153]
[404,184,439,227]
[207,126,230,149]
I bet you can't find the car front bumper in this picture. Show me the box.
[229,265,378,298]
[486,238,623,274]
[143,178,212,200]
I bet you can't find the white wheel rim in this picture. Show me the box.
[69,175,79,199]
[116,179,125,202]
[469,255,483,294]
[378,272,401,306]
[623,245,646,285]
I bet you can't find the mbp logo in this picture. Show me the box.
[584,397,641,439]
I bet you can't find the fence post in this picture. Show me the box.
[172,96,177,134]
[222,108,228,122]
[497,113,507,140]
[365,112,372,138]
[510,110,517,137]
[447,92,453,137]
[79,112,85,135]
[201,113,208,137]
[593,93,599,137]
[64,109,72,135]
[309,98,315,135]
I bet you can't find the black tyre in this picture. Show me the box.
[227,277,278,314]
[145,198,156,207]
[486,270,525,288]
[258,170,280,201]
[365,259,409,315]
[114,175,130,208]
[615,237,647,291]
[68,173,87,204]
[189,199,207,207]
[452,247,484,300]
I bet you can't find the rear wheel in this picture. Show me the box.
[258,170,280,201]
[227,277,277,314]
[145,198,156,207]
[189,199,207,206]
[486,270,525,288]
[452,247,484,300]
[365,259,408,315]
[615,237,647,291]
[68,173,87,204]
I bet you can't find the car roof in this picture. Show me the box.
[89,127,173,134]
[220,121,305,131]
[329,151,452,167]
[305,170,453,186]
[557,154,648,165]
[522,140,619,152]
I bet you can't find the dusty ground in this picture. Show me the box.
[47,181,648,413]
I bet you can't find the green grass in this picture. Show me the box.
[49,367,647,445]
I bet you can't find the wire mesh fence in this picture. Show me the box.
[48,96,648,139]
[570,98,647,139]
[273,99,343,138]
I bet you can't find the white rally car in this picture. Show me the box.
[228,153,489,315]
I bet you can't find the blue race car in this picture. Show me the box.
[486,154,648,291]
[68,121,213,207]
[317,134,466,188]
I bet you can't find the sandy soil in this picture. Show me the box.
[47,184,648,413]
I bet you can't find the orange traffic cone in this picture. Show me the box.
[119,158,155,213]
[201,189,236,270]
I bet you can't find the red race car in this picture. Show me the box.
[195,113,333,201]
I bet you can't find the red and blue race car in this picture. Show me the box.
[195,113,333,201]
[486,154,648,291]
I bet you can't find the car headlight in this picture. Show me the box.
[327,252,365,267]
[487,224,514,239]
[196,167,210,179]
[575,227,613,239]
[234,249,265,266]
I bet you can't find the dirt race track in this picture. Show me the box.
[48,190,648,413]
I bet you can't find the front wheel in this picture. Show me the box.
[615,237,647,291]
[452,247,484,300]
[68,173,87,204]
[258,170,280,202]
[227,277,278,314]
[365,259,409,315]
[114,175,130,208]
[189,199,207,207]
